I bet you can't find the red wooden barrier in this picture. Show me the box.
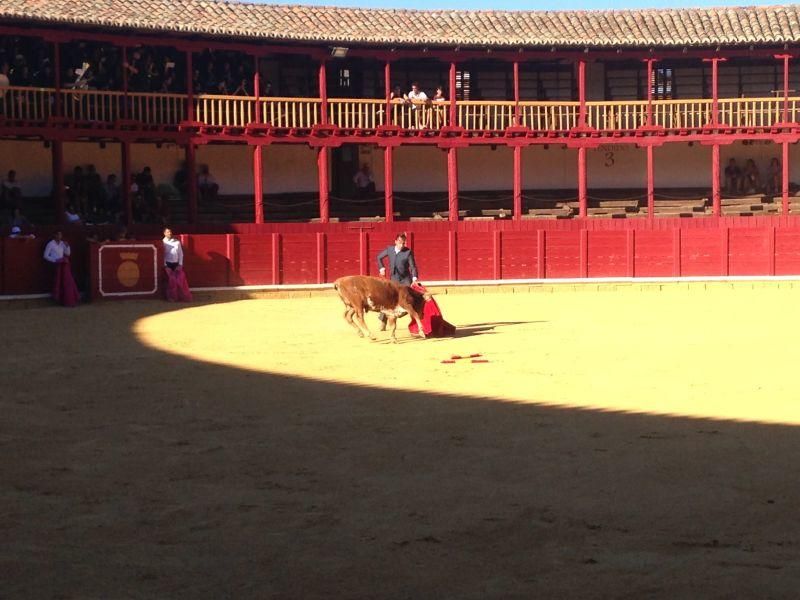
[7,222,800,299]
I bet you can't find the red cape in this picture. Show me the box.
[408,283,456,337]
[53,259,80,307]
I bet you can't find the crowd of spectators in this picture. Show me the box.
[723,157,783,195]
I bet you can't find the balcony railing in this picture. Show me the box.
[1,86,799,133]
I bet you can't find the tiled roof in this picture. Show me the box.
[1,1,800,48]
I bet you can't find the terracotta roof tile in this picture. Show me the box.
[1,0,799,48]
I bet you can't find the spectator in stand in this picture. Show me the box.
[262,80,273,97]
[136,166,156,212]
[405,82,428,128]
[67,166,88,215]
[198,165,219,204]
[724,158,742,194]
[232,78,250,96]
[123,50,146,92]
[353,164,375,198]
[9,207,31,229]
[64,204,82,225]
[390,84,403,100]
[0,62,10,90]
[405,82,428,104]
[743,159,761,194]
[162,227,192,302]
[431,86,447,127]
[432,86,446,102]
[85,164,105,219]
[43,230,79,306]
[9,225,35,239]
[104,174,122,222]
[2,169,21,210]
[767,157,782,195]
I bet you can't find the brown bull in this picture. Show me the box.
[334,275,431,343]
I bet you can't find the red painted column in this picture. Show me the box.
[513,145,522,220]
[449,62,457,127]
[121,141,132,224]
[578,146,588,218]
[384,146,394,222]
[513,60,520,126]
[122,46,129,120]
[783,141,790,214]
[185,49,195,122]
[318,147,330,222]
[447,147,459,221]
[644,58,657,127]
[712,143,721,216]
[319,59,328,125]
[52,140,65,223]
[775,54,792,124]
[253,71,261,124]
[646,145,655,220]
[186,142,198,224]
[384,61,392,126]
[577,59,587,128]
[53,41,62,118]
[703,57,725,127]
[253,145,264,224]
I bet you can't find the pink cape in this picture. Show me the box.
[408,283,456,337]
[165,267,193,302]
[53,259,80,307]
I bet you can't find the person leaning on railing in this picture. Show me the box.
[404,82,428,128]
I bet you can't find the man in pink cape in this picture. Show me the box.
[162,228,192,302]
[43,231,79,307]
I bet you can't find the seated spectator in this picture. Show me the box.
[104,174,122,221]
[197,165,219,203]
[724,158,742,194]
[431,86,447,127]
[9,207,30,229]
[43,230,79,306]
[353,164,376,198]
[262,80,273,97]
[767,157,782,195]
[2,169,21,210]
[743,159,761,194]
[432,86,446,102]
[232,78,249,96]
[64,204,82,224]
[162,227,192,302]
[9,225,34,239]
[136,166,156,212]
[390,84,403,101]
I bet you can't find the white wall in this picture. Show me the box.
[587,144,646,188]
[197,144,253,195]
[394,146,447,192]
[522,145,578,189]
[459,147,513,190]
[0,140,52,197]
[262,144,319,194]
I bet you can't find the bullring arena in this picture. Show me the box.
[5,0,800,597]
[6,282,800,598]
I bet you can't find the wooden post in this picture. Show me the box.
[513,145,522,220]
[186,142,198,224]
[254,145,264,224]
[644,58,657,127]
[647,145,655,219]
[447,146,459,221]
[52,140,65,223]
[775,54,792,124]
[577,59,587,128]
[185,49,195,122]
[783,140,790,214]
[121,141,132,224]
[578,146,588,218]
[712,143,721,216]
[319,59,328,125]
[318,147,329,222]
[53,41,62,118]
[449,62,457,126]
[384,61,392,126]
[253,70,261,125]
[513,60,520,126]
[703,57,725,126]
[122,46,129,120]
[384,146,394,222]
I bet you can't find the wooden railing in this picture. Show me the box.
[195,94,254,127]
[328,99,385,129]
[392,100,450,129]
[0,86,53,121]
[260,97,321,129]
[3,87,800,133]
[519,101,579,131]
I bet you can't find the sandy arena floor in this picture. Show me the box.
[4,283,800,598]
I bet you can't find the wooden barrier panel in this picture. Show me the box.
[235,234,274,285]
[456,232,494,280]
[729,229,771,276]
[281,233,317,284]
[500,231,539,279]
[587,231,628,278]
[326,233,361,282]
[633,230,675,277]
[544,231,581,279]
